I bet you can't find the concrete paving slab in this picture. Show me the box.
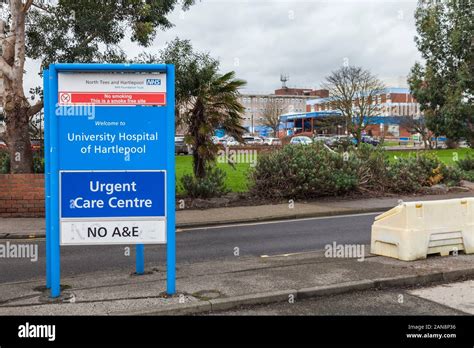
[408,280,474,314]
[211,289,467,316]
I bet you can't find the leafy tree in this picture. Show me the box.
[155,38,247,178]
[323,66,385,144]
[0,0,194,173]
[408,0,474,146]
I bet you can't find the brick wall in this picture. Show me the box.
[365,124,412,138]
[391,93,416,103]
[0,174,45,217]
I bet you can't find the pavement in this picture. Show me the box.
[0,191,472,239]
[1,248,474,315]
[213,281,473,315]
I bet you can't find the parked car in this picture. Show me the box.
[175,136,190,155]
[31,139,42,150]
[327,135,357,149]
[264,137,282,146]
[361,136,380,146]
[290,136,313,145]
[242,136,255,144]
[313,135,331,144]
[242,136,264,145]
[323,136,339,147]
[225,136,239,146]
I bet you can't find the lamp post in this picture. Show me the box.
[251,113,254,135]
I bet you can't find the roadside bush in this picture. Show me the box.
[353,143,390,192]
[33,155,45,174]
[455,154,474,171]
[250,144,462,199]
[461,170,474,182]
[0,151,45,174]
[456,155,474,182]
[438,164,463,187]
[250,143,359,199]
[0,150,9,174]
[180,165,229,199]
[387,153,461,193]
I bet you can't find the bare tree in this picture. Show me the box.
[399,115,432,149]
[261,98,285,136]
[323,66,385,144]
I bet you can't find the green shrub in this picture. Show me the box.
[0,151,9,174]
[438,164,463,186]
[353,143,391,192]
[461,170,474,182]
[0,151,45,174]
[455,154,474,171]
[33,155,45,174]
[250,144,462,199]
[250,143,359,199]
[180,165,229,198]
[387,153,461,193]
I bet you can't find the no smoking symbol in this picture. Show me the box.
[60,93,72,104]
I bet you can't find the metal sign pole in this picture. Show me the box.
[136,244,145,275]
[49,64,61,298]
[166,65,176,295]
[44,69,51,289]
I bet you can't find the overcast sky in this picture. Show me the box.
[25,0,421,94]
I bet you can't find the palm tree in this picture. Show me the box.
[156,38,247,178]
[186,71,246,178]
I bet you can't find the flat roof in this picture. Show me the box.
[306,87,412,105]
[281,111,342,120]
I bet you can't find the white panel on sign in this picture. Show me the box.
[60,219,166,245]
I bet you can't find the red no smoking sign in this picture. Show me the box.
[57,72,167,106]
[59,93,72,104]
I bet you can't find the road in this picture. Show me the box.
[0,212,379,283]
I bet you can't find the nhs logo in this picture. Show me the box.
[146,78,161,86]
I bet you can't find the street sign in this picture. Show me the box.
[44,64,175,298]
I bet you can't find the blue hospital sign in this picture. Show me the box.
[46,65,175,246]
[45,63,176,297]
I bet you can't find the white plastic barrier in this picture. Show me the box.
[371,198,474,261]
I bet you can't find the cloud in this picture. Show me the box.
[24,0,421,95]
